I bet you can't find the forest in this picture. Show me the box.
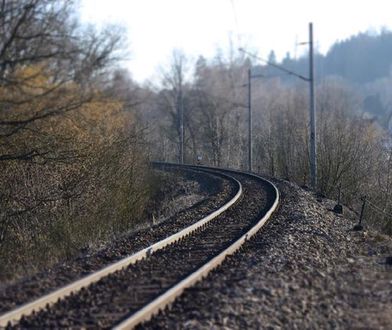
[0,0,391,280]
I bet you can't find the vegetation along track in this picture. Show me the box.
[0,166,237,315]
[1,164,279,329]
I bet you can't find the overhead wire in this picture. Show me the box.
[365,198,392,221]
[229,0,242,48]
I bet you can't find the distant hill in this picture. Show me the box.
[325,30,392,83]
[258,30,392,84]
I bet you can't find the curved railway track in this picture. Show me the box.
[1,164,279,329]
[0,166,236,314]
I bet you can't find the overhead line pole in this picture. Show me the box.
[308,22,317,189]
[178,84,184,165]
[180,91,184,164]
[248,68,252,172]
[238,22,317,190]
[244,70,264,172]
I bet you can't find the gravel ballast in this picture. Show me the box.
[140,179,392,329]
[14,173,274,328]
[0,168,237,314]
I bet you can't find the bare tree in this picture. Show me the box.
[159,50,188,163]
[0,0,123,162]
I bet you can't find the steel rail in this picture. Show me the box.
[0,168,242,328]
[114,164,279,330]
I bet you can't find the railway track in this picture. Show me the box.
[1,164,279,329]
[0,166,236,314]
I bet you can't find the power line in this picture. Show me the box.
[229,0,241,46]
[239,22,318,190]
[238,48,309,82]
[366,199,392,220]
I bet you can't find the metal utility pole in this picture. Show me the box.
[248,68,252,172]
[239,22,318,190]
[180,91,184,164]
[178,87,184,164]
[244,69,263,172]
[309,22,317,190]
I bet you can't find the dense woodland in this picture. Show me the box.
[0,0,153,279]
[0,0,391,279]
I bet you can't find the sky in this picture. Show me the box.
[80,0,392,83]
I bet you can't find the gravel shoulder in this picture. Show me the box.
[140,179,392,330]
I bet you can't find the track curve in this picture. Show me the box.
[2,164,279,329]
[0,166,241,327]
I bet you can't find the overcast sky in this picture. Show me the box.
[80,0,392,83]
